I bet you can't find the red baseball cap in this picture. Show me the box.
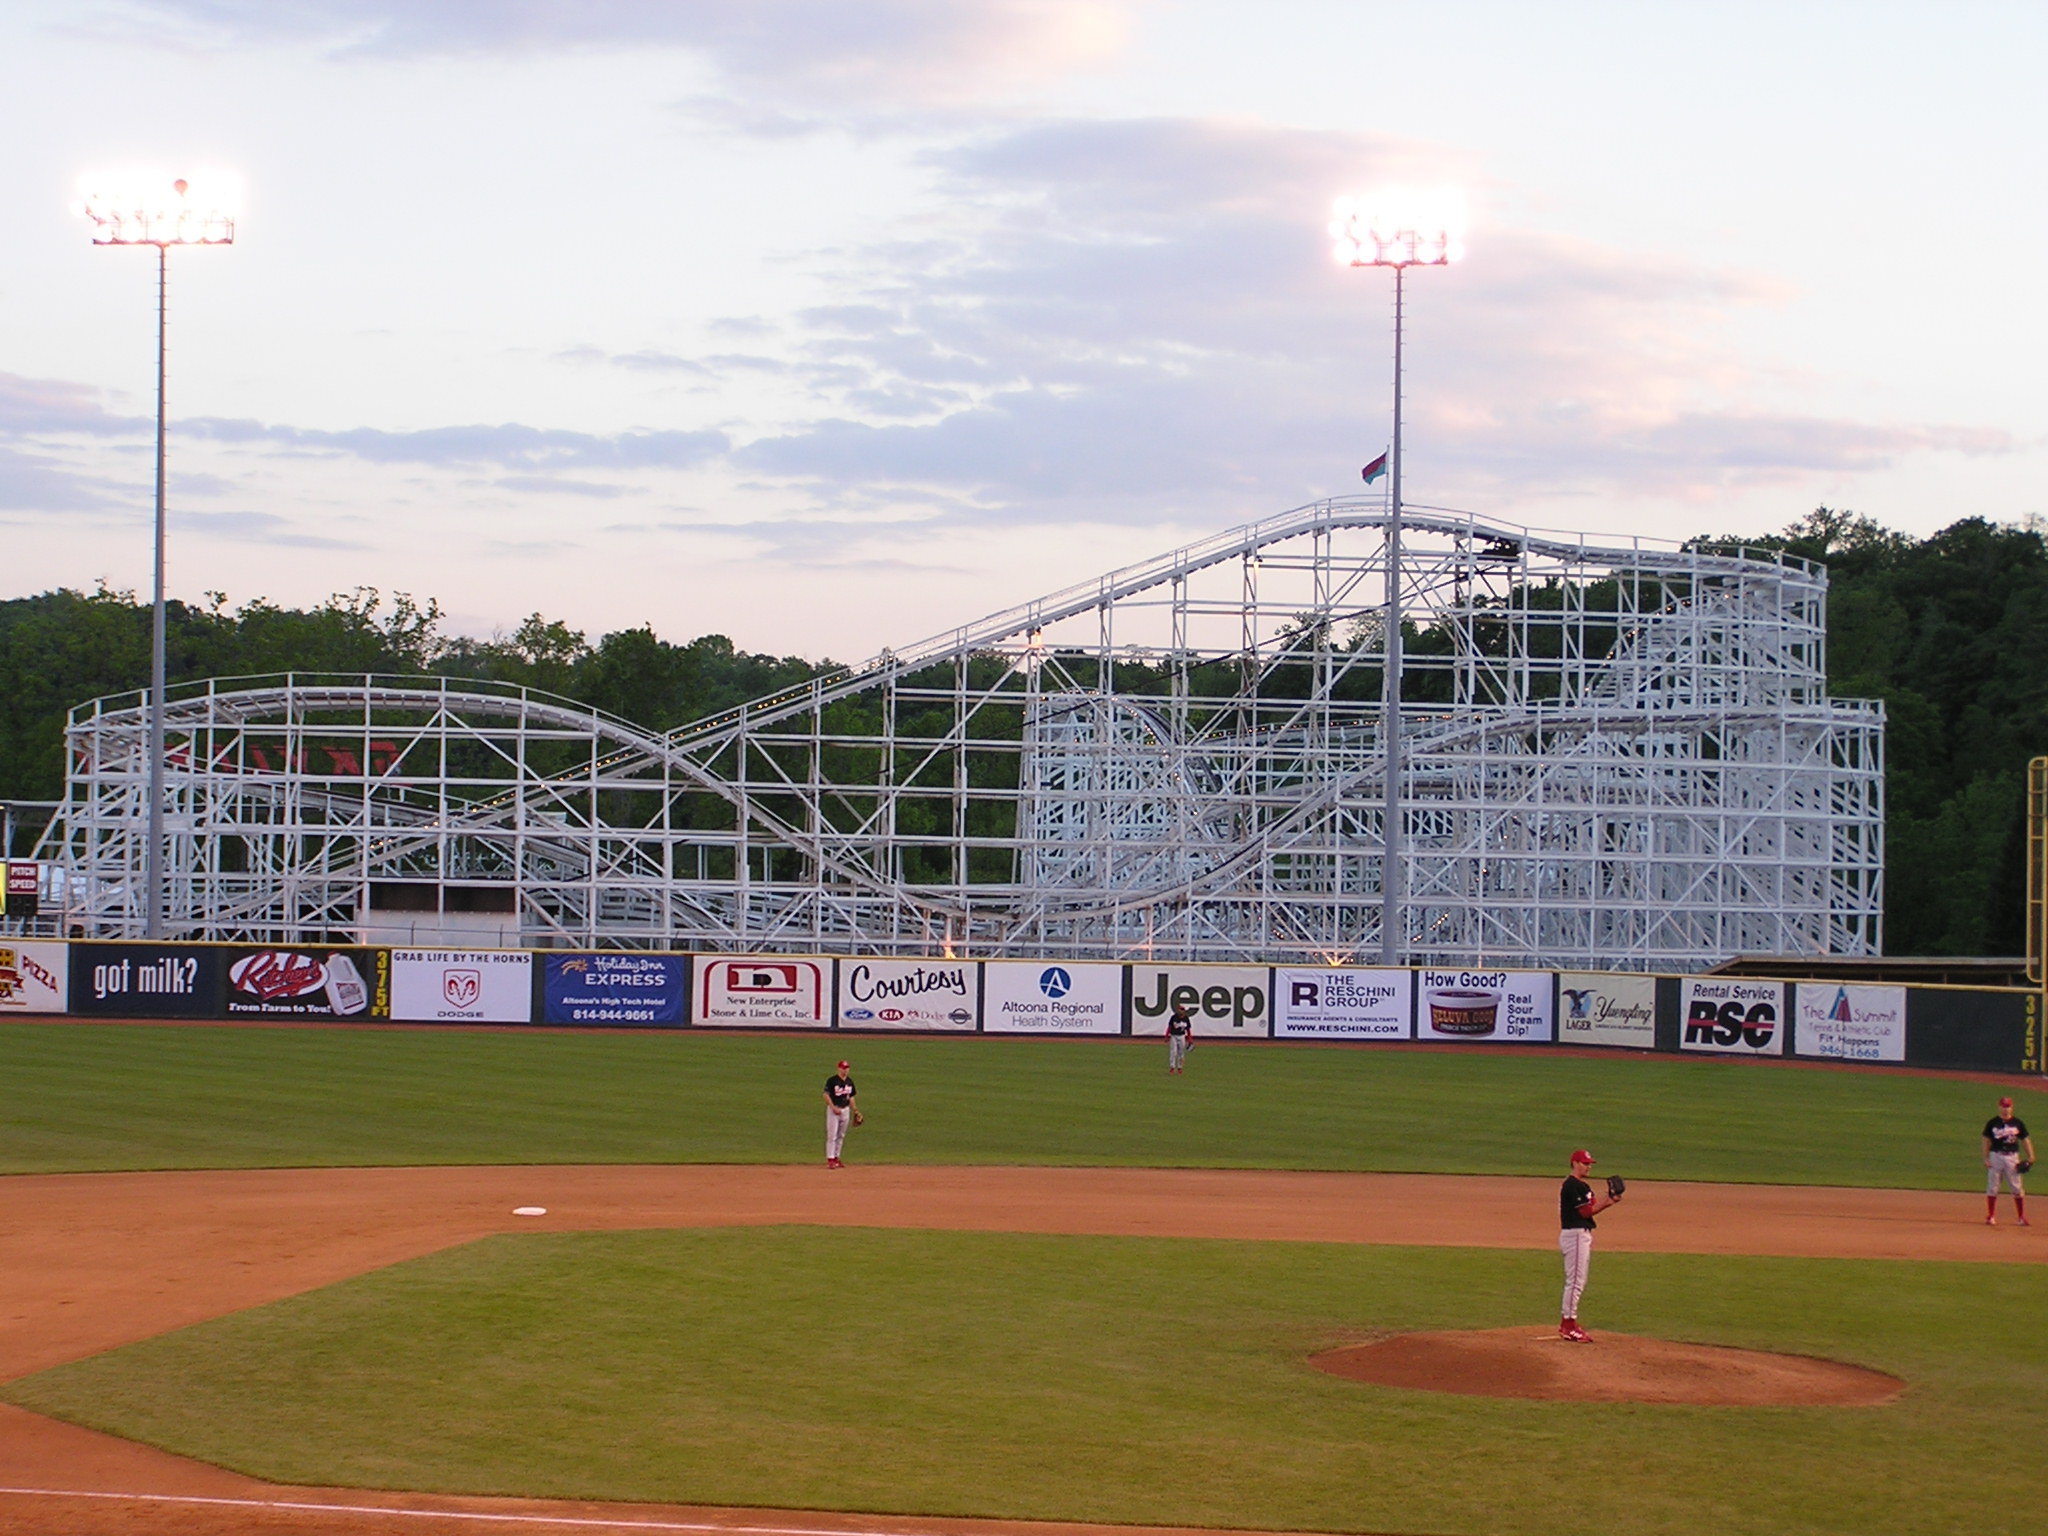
[838,1059,850,1070]
[1570,1148,1596,1165]
[1999,1096,2013,1107]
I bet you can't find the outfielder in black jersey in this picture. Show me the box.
[1983,1096,2034,1226]
[824,1060,858,1169]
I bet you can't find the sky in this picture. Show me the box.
[2,1,2043,662]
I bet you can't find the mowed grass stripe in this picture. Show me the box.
[7,1227,2043,1536]
[1,1023,2039,1187]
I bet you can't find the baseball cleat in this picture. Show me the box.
[1986,1216,1997,1225]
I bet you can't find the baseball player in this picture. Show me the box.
[823,1059,860,1169]
[1165,1003,1193,1073]
[1983,1095,2033,1226]
[1558,1148,1622,1342]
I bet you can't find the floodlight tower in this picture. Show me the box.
[1329,190,1463,965]
[80,173,237,938]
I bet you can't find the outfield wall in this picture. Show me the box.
[3,940,2041,1075]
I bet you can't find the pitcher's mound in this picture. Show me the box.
[1310,1328,1902,1406]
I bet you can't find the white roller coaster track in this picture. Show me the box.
[42,498,1884,968]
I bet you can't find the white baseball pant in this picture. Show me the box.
[1168,1033,1189,1069]
[1559,1229,1593,1318]
[826,1106,850,1160]
[1987,1152,2025,1196]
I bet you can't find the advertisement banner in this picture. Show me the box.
[1128,964,1270,1037]
[982,961,1124,1033]
[1795,983,1906,1062]
[1416,969,1553,1042]
[67,944,220,1018]
[1680,977,1786,1056]
[0,940,67,1013]
[223,946,390,1020]
[542,953,686,1026]
[1272,968,1411,1038]
[1557,972,1658,1050]
[838,958,978,1030]
[391,949,533,1023]
[694,955,831,1027]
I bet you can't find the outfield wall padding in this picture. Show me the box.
[1903,988,2036,1074]
[12,940,2043,1074]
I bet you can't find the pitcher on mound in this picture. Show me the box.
[1559,1148,1622,1342]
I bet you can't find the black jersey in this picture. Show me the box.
[1985,1116,2030,1156]
[1560,1176,1597,1230]
[1166,1010,1192,1037]
[826,1075,857,1109]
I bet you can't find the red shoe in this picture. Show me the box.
[1986,1216,1997,1226]
[828,1157,842,1168]
[1563,1323,1591,1342]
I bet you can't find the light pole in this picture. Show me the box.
[80,173,237,939]
[1330,191,1462,966]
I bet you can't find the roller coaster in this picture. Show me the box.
[42,498,1885,969]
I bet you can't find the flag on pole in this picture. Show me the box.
[1361,451,1388,485]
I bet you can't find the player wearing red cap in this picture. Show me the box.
[1558,1148,1621,1341]
[823,1059,858,1169]
[1983,1096,2033,1226]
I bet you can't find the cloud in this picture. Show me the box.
[116,0,1131,107]
[171,471,241,498]
[0,373,144,438]
[609,351,719,378]
[724,117,2015,521]
[0,445,126,512]
[172,510,366,548]
[0,374,151,512]
[185,417,729,471]
[495,474,632,498]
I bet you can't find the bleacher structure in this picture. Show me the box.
[43,498,1885,969]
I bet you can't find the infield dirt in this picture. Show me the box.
[0,1163,2037,1535]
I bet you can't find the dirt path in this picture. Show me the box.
[0,1163,2037,1534]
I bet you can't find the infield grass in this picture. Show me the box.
[2,1022,2040,1186]
[8,1226,2041,1536]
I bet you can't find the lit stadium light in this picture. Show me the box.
[1328,186,1465,966]
[79,171,240,246]
[1329,189,1465,269]
[78,168,241,939]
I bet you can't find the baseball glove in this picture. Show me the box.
[2019,1159,2034,1174]
[1605,1174,1626,1199]
[851,1110,864,1127]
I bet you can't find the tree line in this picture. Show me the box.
[2,508,2041,955]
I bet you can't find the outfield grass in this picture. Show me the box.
[7,1226,2042,1536]
[0,1022,2039,1186]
